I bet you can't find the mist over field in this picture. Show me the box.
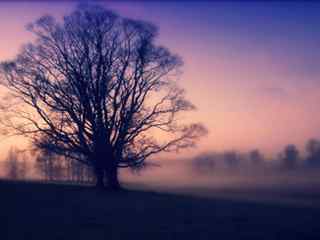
[123,160,319,205]
[2,154,319,208]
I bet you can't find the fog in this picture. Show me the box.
[1,147,320,208]
[122,158,320,207]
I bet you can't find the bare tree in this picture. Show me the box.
[35,149,64,181]
[282,144,299,170]
[249,149,264,167]
[223,151,240,169]
[192,152,217,174]
[5,147,26,180]
[35,150,94,183]
[306,138,320,167]
[0,4,206,189]
[5,147,19,180]
[18,151,27,180]
[63,157,94,183]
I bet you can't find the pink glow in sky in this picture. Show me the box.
[1,1,320,158]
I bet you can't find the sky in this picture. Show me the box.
[0,1,320,159]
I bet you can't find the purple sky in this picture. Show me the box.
[1,1,320,158]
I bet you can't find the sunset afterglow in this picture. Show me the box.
[1,1,320,157]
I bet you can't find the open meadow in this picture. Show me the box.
[2,180,320,240]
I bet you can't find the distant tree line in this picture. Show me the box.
[35,149,95,183]
[193,138,320,173]
[4,147,27,180]
[277,139,320,169]
[3,138,320,182]
[2,147,95,183]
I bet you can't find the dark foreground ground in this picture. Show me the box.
[1,180,320,240]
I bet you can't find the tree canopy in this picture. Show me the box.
[0,4,206,188]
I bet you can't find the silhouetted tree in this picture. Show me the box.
[223,151,240,169]
[0,4,206,189]
[305,138,320,167]
[192,152,216,174]
[249,149,264,166]
[67,158,94,183]
[5,147,26,180]
[5,147,19,179]
[19,151,27,179]
[35,149,64,181]
[282,144,299,169]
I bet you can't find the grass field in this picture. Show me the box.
[2,180,320,240]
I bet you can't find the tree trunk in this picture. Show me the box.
[106,161,120,191]
[92,141,121,190]
[95,167,105,188]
